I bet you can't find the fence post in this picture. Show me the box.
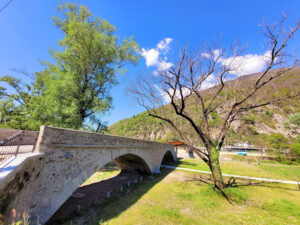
[32,132,39,153]
[15,132,22,156]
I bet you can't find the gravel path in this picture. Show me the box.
[161,165,299,185]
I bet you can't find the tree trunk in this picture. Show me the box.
[209,147,226,190]
[77,101,86,128]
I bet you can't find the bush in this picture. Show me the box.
[294,135,300,143]
[248,126,258,135]
[265,110,274,117]
[290,142,300,161]
[277,156,295,165]
[268,133,289,152]
[283,121,290,130]
[244,114,256,125]
[289,112,300,127]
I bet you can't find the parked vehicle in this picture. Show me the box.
[237,150,247,156]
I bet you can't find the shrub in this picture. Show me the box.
[283,121,290,130]
[294,135,300,143]
[289,112,300,127]
[265,110,274,117]
[268,133,289,151]
[244,114,256,125]
[248,126,258,135]
[290,142,300,161]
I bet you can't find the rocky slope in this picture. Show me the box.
[108,68,300,147]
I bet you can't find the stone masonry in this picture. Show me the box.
[0,126,176,224]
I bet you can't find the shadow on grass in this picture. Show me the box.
[171,159,196,167]
[48,167,175,225]
[84,166,299,224]
[169,159,300,192]
[185,173,300,193]
[90,168,174,224]
[235,181,300,192]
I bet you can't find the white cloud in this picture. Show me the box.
[202,49,223,61]
[154,84,191,103]
[201,74,217,90]
[222,50,271,77]
[157,61,173,71]
[141,38,173,75]
[153,84,170,102]
[157,38,173,52]
[203,49,271,77]
[201,52,210,58]
[141,48,160,67]
[153,70,159,76]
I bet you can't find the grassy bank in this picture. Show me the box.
[82,170,120,186]
[61,159,300,224]
[174,158,300,181]
[89,169,300,225]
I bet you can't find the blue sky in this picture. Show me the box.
[0,0,299,125]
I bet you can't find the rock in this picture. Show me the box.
[119,176,128,180]
[71,192,86,199]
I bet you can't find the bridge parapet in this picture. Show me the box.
[0,126,176,224]
[37,126,170,149]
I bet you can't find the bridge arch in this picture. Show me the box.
[1,126,176,224]
[114,153,151,174]
[29,149,156,222]
[160,149,176,165]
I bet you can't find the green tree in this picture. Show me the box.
[0,2,139,130]
[290,135,300,161]
[33,3,139,129]
[0,76,39,129]
[289,112,300,128]
[268,133,289,154]
[284,112,300,132]
[290,142,300,160]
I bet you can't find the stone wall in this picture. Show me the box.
[1,126,175,224]
[0,153,44,223]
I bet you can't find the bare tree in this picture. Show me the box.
[130,15,300,190]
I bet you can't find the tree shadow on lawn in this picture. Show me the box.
[171,159,300,193]
[47,168,175,225]
[186,174,300,192]
[235,181,300,192]
[170,158,204,168]
[91,168,174,224]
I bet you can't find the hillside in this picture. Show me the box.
[108,69,300,148]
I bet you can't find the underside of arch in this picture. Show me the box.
[114,153,152,174]
[161,150,175,164]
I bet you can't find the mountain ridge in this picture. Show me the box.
[108,68,300,147]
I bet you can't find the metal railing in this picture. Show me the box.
[0,130,39,162]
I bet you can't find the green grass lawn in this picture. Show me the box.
[81,170,120,186]
[89,169,300,225]
[81,163,120,186]
[63,159,300,225]
[174,158,300,181]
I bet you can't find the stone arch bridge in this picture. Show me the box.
[0,126,176,224]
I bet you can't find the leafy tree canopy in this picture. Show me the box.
[268,133,289,151]
[0,2,139,131]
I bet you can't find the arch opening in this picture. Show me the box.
[47,153,151,224]
[114,153,151,174]
[161,150,175,165]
